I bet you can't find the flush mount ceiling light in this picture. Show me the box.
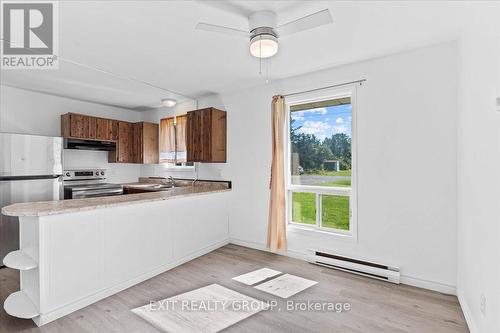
[195,9,333,59]
[161,98,177,107]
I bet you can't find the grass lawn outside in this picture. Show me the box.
[304,169,352,177]
[291,192,316,225]
[291,192,350,230]
[322,195,350,230]
[317,179,351,187]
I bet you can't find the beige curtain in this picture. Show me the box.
[175,115,187,163]
[267,95,287,252]
[160,117,176,162]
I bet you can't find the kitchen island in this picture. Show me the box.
[1,181,231,326]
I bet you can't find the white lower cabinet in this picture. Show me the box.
[3,192,229,326]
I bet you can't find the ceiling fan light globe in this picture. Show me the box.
[249,35,278,58]
[161,98,177,107]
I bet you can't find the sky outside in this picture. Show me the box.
[291,104,352,141]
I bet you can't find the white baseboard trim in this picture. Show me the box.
[228,237,306,260]
[229,237,456,295]
[34,238,230,326]
[400,275,456,295]
[457,289,477,333]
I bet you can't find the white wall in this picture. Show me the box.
[217,42,459,293]
[0,85,142,183]
[457,3,500,333]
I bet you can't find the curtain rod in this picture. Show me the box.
[283,79,366,97]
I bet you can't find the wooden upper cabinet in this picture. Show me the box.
[61,113,116,141]
[88,116,97,139]
[96,118,114,141]
[132,122,142,163]
[62,113,87,139]
[111,120,119,141]
[186,108,226,163]
[132,122,159,164]
[142,122,159,164]
[62,113,159,164]
[108,121,158,164]
[116,121,133,163]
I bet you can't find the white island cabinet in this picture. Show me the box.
[2,190,230,326]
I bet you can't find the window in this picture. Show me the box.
[286,86,356,236]
[159,115,193,167]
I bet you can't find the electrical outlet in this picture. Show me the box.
[480,293,486,316]
[496,97,500,112]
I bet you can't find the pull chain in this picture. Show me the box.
[266,57,270,83]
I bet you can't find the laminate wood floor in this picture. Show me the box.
[0,244,469,333]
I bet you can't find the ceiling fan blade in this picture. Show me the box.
[275,9,332,37]
[195,23,249,38]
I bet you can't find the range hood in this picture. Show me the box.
[64,138,116,151]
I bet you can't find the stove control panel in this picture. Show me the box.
[63,169,107,181]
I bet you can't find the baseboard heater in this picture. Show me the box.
[307,249,400,284]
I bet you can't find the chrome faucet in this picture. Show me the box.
[168,176,175,186]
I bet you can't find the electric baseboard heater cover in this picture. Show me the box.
[307,249,400,284]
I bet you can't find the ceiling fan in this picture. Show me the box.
[196,9,333,58]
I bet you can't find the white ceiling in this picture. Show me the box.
[1,0,470,110]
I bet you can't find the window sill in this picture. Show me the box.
[287,224,357,241]
[160,166,194,172]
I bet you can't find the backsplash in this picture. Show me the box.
[63,149,141,183]
[64,150,227,184]
[140,163,225,181]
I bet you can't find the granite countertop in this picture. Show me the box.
[2,182,231,217]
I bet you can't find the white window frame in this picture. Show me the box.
[284,85,358,240]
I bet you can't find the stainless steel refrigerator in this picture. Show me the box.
[0,133,63,265]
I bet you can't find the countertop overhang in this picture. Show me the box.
[2,185,231,217]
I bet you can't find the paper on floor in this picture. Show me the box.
[132,284,268,333]
[254,274,317,299]
[232,268,282,285]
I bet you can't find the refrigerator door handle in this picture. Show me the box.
[0,175,62,182]
[58,176,64,200]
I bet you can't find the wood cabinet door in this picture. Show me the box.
[132,122,143,163]
[186,112,195,162]
[117,122,133,163]
[111,121,119,141]
[142,122,159,164]
[211,109,227,162]
[186,108,227,163]
[69,114,100,139]
[88,117,97,139]
[191,111,201,161]
[70,114,88,138]
[65,114,116,141]
[200,109,212,162]
[186,110,208,162]
[96,118,112,140]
